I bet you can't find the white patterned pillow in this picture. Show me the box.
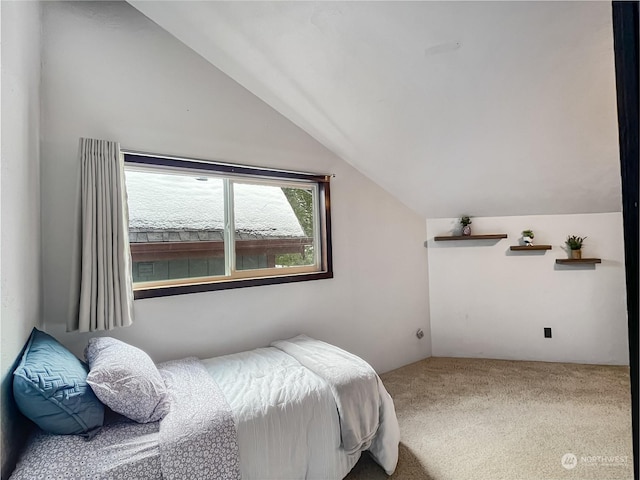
[85,337,170,423]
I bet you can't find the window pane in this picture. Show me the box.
[233,183,315,271]
[125,169,226,283]
[124,153,332,298]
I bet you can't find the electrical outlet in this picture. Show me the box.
[544,327,552,338]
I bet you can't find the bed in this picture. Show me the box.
[9,332,400,479]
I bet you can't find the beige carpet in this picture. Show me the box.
[346,357,633,480]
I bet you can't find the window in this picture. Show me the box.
[124,153,332,299]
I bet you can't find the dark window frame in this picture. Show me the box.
[124,153,333,299]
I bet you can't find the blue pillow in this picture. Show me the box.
[13,328,104,434]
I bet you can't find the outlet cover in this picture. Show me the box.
[544,327,552,338]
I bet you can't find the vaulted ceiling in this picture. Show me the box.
[128,1,622,219]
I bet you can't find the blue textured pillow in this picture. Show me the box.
[13,328,104,434]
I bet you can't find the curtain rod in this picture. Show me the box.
[120,148,336,179]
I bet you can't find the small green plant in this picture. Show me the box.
[522,229,534,239]
[566,235,586,250]
[460,216,472,226]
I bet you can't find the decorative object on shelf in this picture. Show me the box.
[460,216,472,236]
[521,229,535,247]
[565,235,586,259]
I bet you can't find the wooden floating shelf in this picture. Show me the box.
[434,234,508,241]
[555,258,602,265]
[510,245,552,251]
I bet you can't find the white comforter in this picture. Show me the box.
[202,336,400,479]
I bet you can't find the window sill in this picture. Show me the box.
[133,270,333,299]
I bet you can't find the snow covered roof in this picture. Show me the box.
[125,170,305,238]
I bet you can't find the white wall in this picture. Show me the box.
[426,213,628,365]
[1,1,43,476]
[40,1,431,374]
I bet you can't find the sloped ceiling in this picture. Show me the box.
[128,1,622,219]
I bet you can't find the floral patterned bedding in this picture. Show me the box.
[10,358,240,480]
[158,357,240,480]
[10,414,162,479]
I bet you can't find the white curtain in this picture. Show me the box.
[68,138,134,332]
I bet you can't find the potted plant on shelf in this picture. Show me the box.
[460,216,472,236]
[522,229,535,247]
[565,235,586,259]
